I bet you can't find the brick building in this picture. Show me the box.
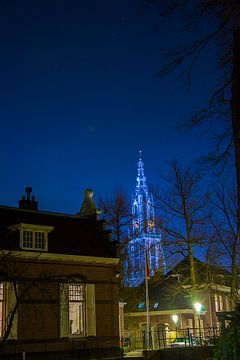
[122,257,235,349]
[0,188,120,359]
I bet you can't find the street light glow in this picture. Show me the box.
[194,302,202,314]
[172,314,178,324]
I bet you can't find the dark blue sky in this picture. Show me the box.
[0,0,219,213]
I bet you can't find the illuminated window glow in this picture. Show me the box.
[0,283,3,337]
[138,302,145,309]
[68,285,85,335]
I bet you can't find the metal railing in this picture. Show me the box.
[123,326,220,352]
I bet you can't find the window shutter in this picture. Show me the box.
[6,283,18,339]
[86,284,96,336]
[59,284,69,337]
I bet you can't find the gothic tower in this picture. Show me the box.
[124,151,166,287]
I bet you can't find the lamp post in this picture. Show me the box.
[194,302,202,344]
[172,315,178,339]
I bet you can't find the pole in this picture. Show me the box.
[145,275,150,349]
[198,315,202,345]
[145,250,151,349]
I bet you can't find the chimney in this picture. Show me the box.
[19,187,38,211]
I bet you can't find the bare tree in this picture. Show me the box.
[99,189,132,282]
[144,0,240,249]
[153,160,209,300]
[99,188,132,245]
[210,182,240,306]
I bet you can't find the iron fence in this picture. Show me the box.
[124,326,220,352]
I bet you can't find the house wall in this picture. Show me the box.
[124,311,195,347]
[1,253,120,357]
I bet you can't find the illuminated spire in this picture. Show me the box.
[136,150,147,195]
[123,151,166,287]
[132,151,152,234]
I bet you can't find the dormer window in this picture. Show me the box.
[9,223,54,252]
[153,302,159,309]
[22,230,46,250]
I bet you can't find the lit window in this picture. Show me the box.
[138,302,144,309]
[214,294,223,312]
[153,302,159,309]
[69,285,85,335]
[219,295,223,311]
[214,294,219,312]
[60,283,96,338]
[0,283,18,339]
[148,220,154,232]
[0,283,3,337]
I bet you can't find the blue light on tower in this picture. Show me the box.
[124,151,166,287]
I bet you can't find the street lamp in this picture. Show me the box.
[194,302,202,344]
[172,315,178,339]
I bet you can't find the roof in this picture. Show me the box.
[0,205,115,258]
[122,256,232,313]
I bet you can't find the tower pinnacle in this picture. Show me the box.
[123,151,166,287]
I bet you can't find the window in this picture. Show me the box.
[153,302,159,309]
[225,298,231,311]
[214,294,219,312]
[68,285,85,335]
[0,283,4,337]
[0,283,18,339]
[148,220,154,232]
[34,232,46,250]
[219,295,223,311]
[60,283,96,337]
[22,230,33,248]
[8,223,54,252]
[187,318,193,334]
[214,294,224,312]
[22,230,47,251]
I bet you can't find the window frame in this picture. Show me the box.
[0,283,5,338]
[9,223,54,252]
[68,284,86,336]
[60,283,96,338]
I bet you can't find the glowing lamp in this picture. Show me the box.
[194,302,202,314]
[172,315,178,324]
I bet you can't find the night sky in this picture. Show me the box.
[0,0,219,213]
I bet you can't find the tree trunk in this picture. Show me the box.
[231,243,237,309]
[231,28,240,260]
[231,29,240,311]
[188,244,196,299]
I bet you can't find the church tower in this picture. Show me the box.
[124,151,166,287]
